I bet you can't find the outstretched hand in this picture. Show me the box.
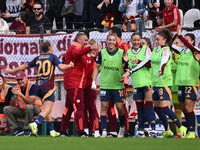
[3,68,13,75]
[177,25,182,36]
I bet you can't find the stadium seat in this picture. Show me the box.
[183,8,200,28]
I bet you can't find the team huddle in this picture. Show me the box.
[2,25,200,138]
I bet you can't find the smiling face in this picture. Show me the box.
[131,35,141,50]
[155,34,167,47]
[106,35,117,50]
[184,35,194,46]
[33,4,43,17]
[174,38,184,48]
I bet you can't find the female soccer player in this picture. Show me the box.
[124,33,156,137]
[3,39,74,137]
[92,34,126,138]
[171,26,200,138]
[122,29,187,138]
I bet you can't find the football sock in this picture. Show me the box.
[100,116,107,130]
[118,115,125,127]
[162,107,181,128]
[136,101,144,130]
[34,115,44,126]
[186,111,195,132]
[47,122,54,131]
[154,107,168,131]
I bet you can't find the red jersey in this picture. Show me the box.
[63,42,92,89]
[162,4,180,32]
[116,39,131,54]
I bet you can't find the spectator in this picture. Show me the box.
[3,71,43,136]
[2,0,22,24]
[0,0,6,13]
[81,0,104,30]
[42,0,64,31]
[0,74,13,114]
[148,0,162,28]
[10,11,28,34]
[26,2,51,34]
[60,32,101,136]
[118,0,151,32]
[159,0,180,32]
[98,0,124,32]
[0,9,9,34]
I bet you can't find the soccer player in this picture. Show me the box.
[121,33,156,137]
[171,25,200,138]
[171,37,183,138]
[92,34,126,138]
[3,39,74,137]
[122,29,187,138]
[107,26,130,137]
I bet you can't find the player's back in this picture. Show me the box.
[29,53,61,89]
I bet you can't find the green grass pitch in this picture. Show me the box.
[0,136,200,150]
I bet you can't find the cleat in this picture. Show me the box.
[9,128,24,136]
[23,129,31,136]
[101,131,107,138]
[185,132,195,138]
[174,134,181,138]
[179,126,187,138]
[28,122,38,136]
[137,131,145,138]
[50,131,60,137]
[163,129,174,138]
[117,127,125,138]
[149,130,158,138]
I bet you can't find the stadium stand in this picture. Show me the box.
[183,8,200,28]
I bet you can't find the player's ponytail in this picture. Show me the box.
[40,39,51,53]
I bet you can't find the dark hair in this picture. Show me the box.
[19,11,28,22]
[157,28,172,44]
[74,32,87,42]
[109,26,122,38]
[142,37,152,48]
[106,34,116,41]
[40,39,51,53]
[157,12,163,19]
[131,32,141,39]
[0,74,6,87]
[185,33,195,46]
[33,2,44,9]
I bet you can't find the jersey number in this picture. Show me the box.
[36,60,51,77]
